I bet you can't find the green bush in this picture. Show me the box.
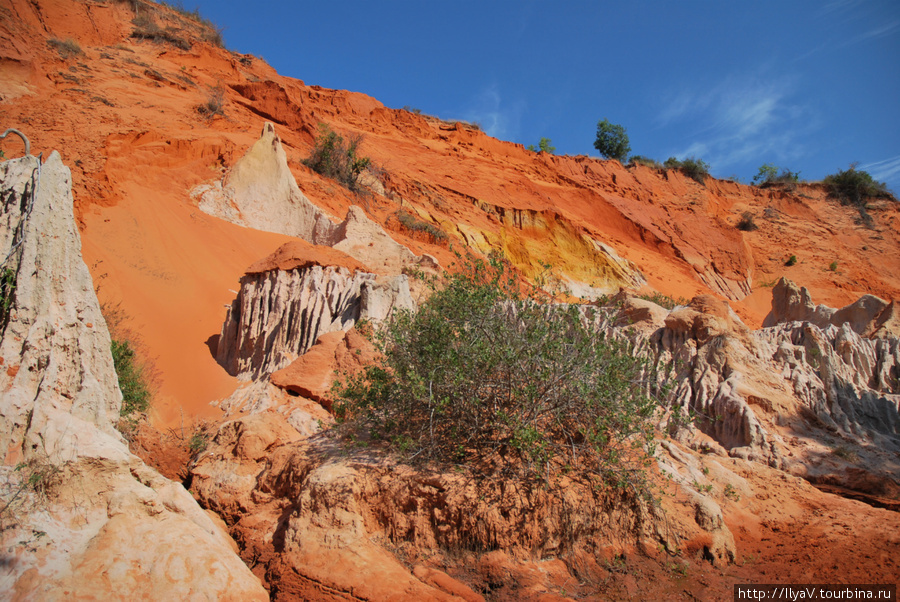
[785,255,798,267]
[593,119,630,162]
[335,253,659,486]
[753,163,800,186]
[823,165,894,207]
[303,124,371,192]
[664,156,710,185]
[526,137,556,154]
[111,339,151,417]
[1,267,15,326]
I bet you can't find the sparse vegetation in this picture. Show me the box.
[395,210,447,243]
[593,119,630,162]
[189,430,209,455]
[823,164,894,207]
[785,255,798,267]
[629,155,662,169]
[828,261,838,272]
[130,14,191,50]
[196,83,225,118]
[527,138,556,154]
[636,292,688,310]
[303,124,371,192]
[723,483,741,501]
[160,1,224,46]
[0,267,15,326]
[664,156,710,185]
[831,444,858,463]
[753,163,800,186]
[111,338,151,418]
[736,211,758,232]
[335,253,660,488]
[112,0,145,12]
[47,38,84,59]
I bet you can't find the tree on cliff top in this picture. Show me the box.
[335,253,659,490]
[593,118,630,162]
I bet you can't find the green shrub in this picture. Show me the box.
[828,261,838,272]
[189,430,209,455]
[111,339,151,417]
[47,38,84,59]
[593,119,630,162]
[526,137,556,154]
[1,267,15,326]
[823,165,894,207]
[664,156,710,185]
[303,124,371,192]
[753,163,800,186]
[753,163,778,185]
[335,253,659,487]
[785,255,798,267]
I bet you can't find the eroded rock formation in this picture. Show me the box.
[216,243,415,380]
[196,122,440,275]
[0,153,266,599]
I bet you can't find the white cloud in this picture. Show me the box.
[861,155,900,185]
[458,84,526,141]
[850,20,900,43]
[659,76,811,170]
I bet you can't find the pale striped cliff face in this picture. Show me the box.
[0,150,267,600]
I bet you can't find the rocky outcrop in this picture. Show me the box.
[590,293,900,472]
[764,277,898,338]
[757,321,900,446]
[0,153,122,463]
[190,411,737,600]
[216,258,414,379]
[197,122,340,245]
[195,122,440,275]
[0,153,266,599]
[217,264,375,378]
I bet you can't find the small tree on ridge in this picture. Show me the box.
[593,118,630,162]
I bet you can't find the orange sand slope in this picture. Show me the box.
[2,0,898,426]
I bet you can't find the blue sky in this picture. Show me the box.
[190,0,900,191]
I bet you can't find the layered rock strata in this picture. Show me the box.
[0,153,266,599]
